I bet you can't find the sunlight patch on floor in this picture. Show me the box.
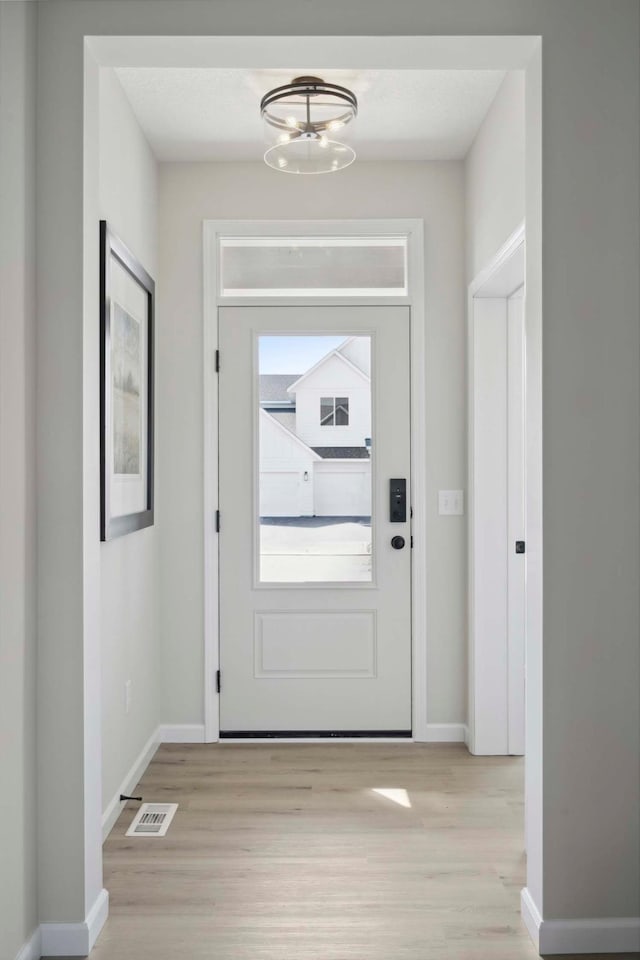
[371,787,412,808]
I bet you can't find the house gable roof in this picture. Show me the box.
[336,336,371,376]
[286,348,370,395]
[312,446,371,459]
[259,409,321,460]
[259,374,300,403]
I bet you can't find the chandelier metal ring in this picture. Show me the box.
[260,77,358,123]
[260,76,358,174]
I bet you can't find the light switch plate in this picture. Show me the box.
[439,490,464,516]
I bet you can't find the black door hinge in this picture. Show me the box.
[215,510,221,533]
[216,669,221,694]
[515,540,526,554]
[215,349,220,372]
[410,535,414,548]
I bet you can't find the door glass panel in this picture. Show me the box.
[258,335,372,583]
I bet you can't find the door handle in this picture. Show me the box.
[391,535,405,550]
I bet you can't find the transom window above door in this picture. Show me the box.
[218,235,408,297]
[321,396,349,426]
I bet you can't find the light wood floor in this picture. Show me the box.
[91,744,637,960]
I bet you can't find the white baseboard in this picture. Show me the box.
[102,727,160,841]
[159,723,206,743]
[521,886,543,950]
[540,917,640,955]
[40,888,109,957]
[102,723,206,841]
[425,723,467,743]
[521,887,640,954]
[14,928,41,960]
[86,889,109,953]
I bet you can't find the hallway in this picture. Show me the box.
[96,743,537,960]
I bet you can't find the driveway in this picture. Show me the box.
[260,516,372,582]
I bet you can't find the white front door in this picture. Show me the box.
[218,305,411,735]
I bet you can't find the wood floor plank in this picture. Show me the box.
[81,744,636,960]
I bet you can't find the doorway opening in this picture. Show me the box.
[84,34,543,958]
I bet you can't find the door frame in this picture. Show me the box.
[467,221,526,754]
[203,218,427,742]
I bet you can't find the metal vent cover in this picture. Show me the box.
[126,802,178,837]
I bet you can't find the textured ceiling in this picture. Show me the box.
[114,67,506,162]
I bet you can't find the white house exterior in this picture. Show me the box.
[259,338,372,517]
[258,409,319,517]
[334,335,371,378]
[288,347,371,449]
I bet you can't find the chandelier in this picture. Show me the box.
[260,76,357,175]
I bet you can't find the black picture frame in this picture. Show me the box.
[100,220,155,541]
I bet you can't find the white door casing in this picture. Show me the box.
[203,218,427,742]
[468,226,526,756]
[218,305,411,733]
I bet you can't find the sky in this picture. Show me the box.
[259,335,348,374]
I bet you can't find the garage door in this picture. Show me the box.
[260,471,300,517]
[314,467,371,517]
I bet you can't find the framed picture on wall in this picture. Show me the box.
[100,220,154,541]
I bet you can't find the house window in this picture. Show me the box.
[321,397,349,426]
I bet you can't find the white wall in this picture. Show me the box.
[98,68,160,816]
[0,5,38,958]
[466,71,525,283]
[158,160,467,727]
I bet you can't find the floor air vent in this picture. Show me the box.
[126,802,178,837]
